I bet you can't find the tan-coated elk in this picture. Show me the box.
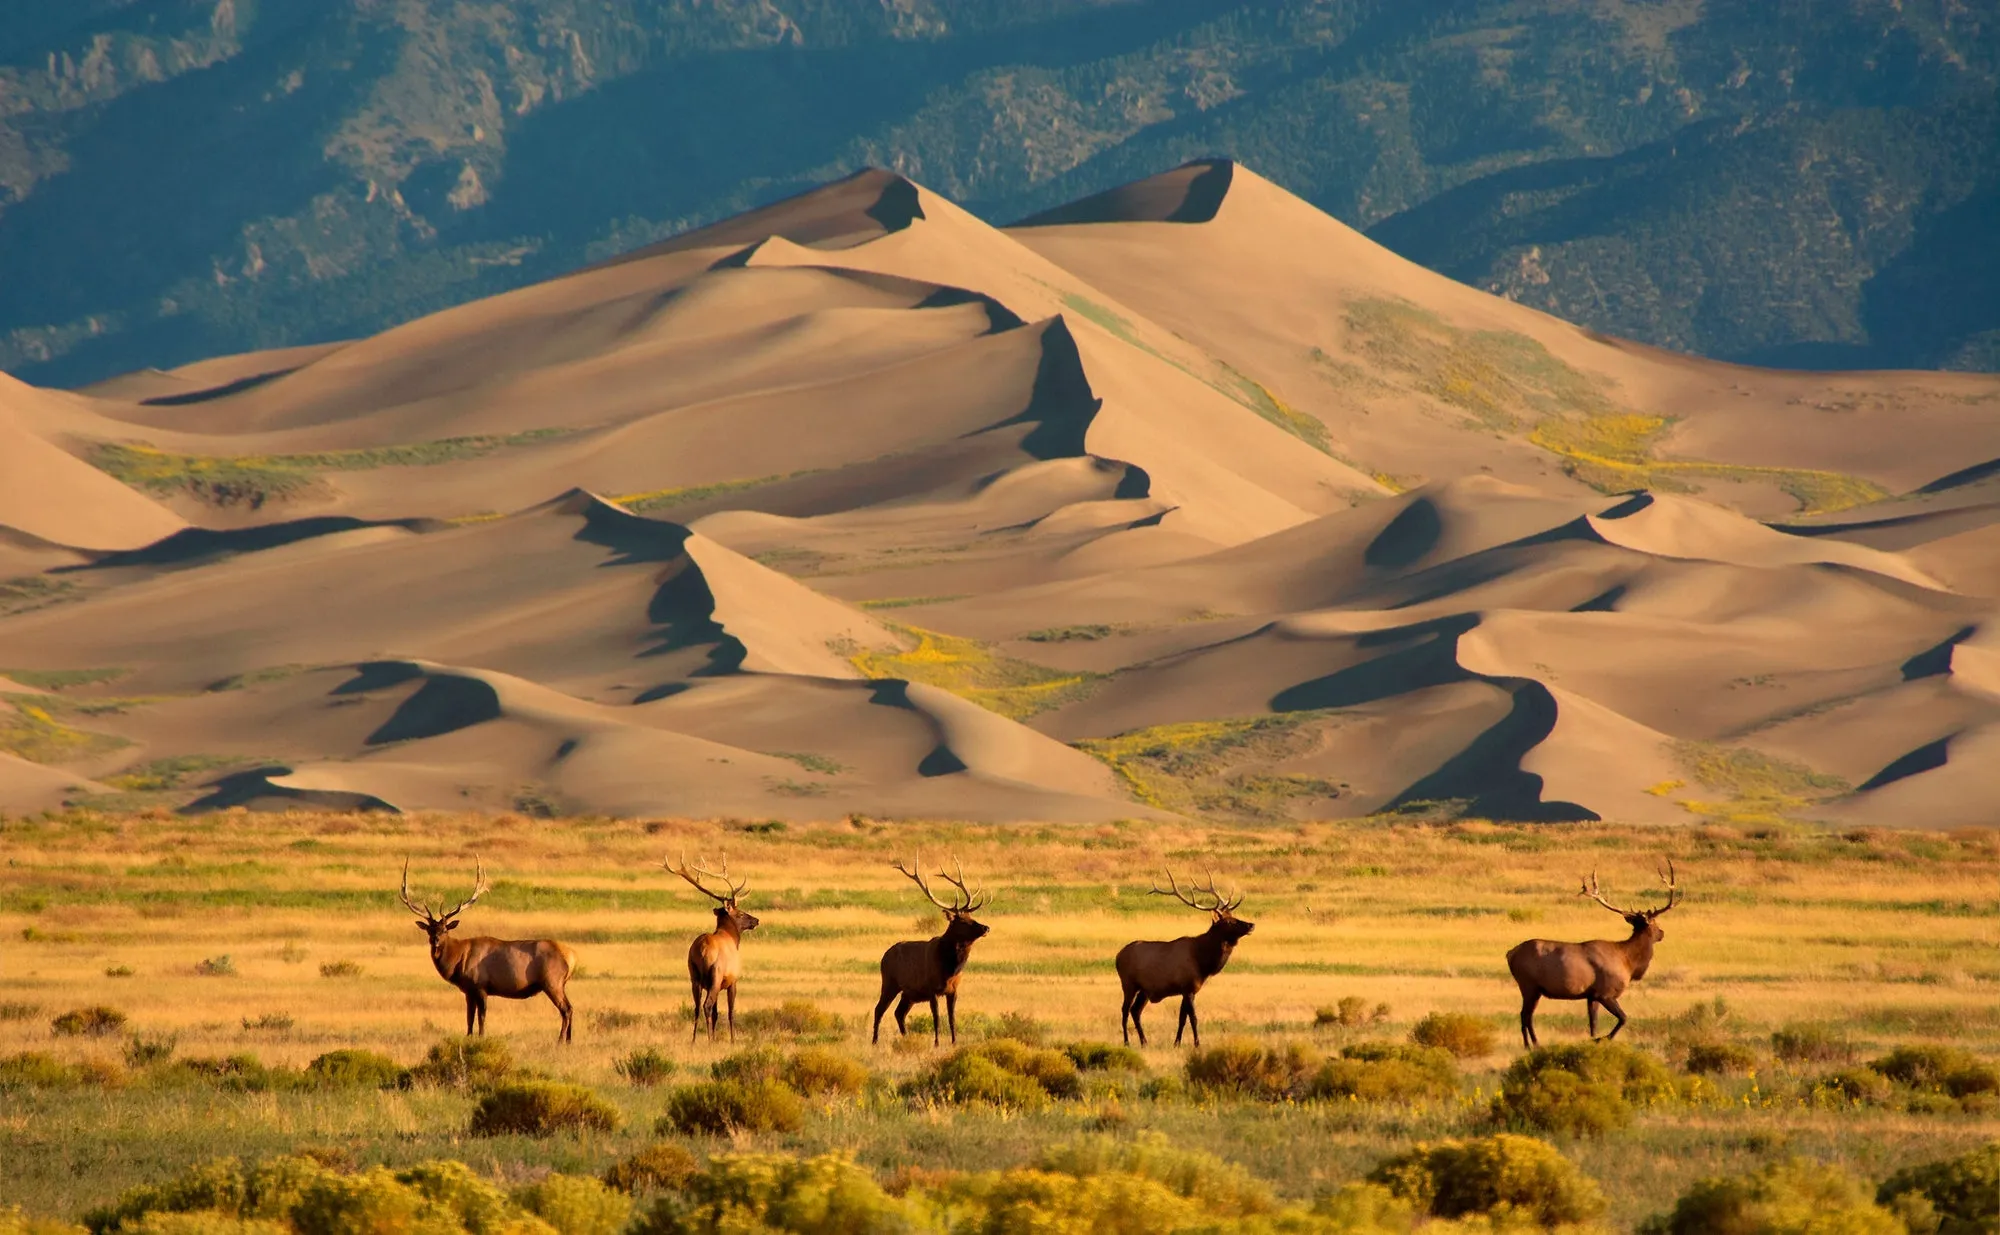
[400,858,576,1042]
[872,852,989,1047]
[1115,868,1255,1047]
[666,851,760,1044]
[1506,861,1681,1047]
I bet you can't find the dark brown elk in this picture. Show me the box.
[666,851,760,1044]
[1115,868,1256,1047]
[400,858,576,1042]
[1506,861,1680,1047]
[871,852,989,1047]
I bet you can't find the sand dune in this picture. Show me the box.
[6,163,1997,825]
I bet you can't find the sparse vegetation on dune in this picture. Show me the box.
[0,808,1996,1229]
[847,624,1099,720]
[1073,713,1347,819]
[89,432,568,508]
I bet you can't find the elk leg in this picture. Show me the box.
[1119,989,1134,1046]
[708,984,723,1043]
[1600,995,1629,1040]
[871,986,897,1044]
[945,992,958,1046]
[929,996,943,1047]
[1174,996,1193,1046]
[1519,991,1540,1049]
[726,986,737,1043]
[1587,999,1600,1040]
[1128,994,1149,1047]
[1185,997,1201,1048]
[690,985,706,1045]
[463,990,478,1036]
[893,993,915,1037]
[548,985,573,1044]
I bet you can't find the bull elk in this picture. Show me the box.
[1115,867,1255,1047]
[872,852,989,1046]
[666,851,760,1044]
[399,858,576,1042]
[1506,861,1681,1047]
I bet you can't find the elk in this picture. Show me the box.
[872,852,989,1047]
[666,850,760,1044]
[1115,868,1256,1047]
[399,858,576,1042]
[1506,861,1680,1047]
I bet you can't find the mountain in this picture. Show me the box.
[2,1,1995,387]
[2,162,1997,828]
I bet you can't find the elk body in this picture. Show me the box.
[1507,862,1680,1047]
[400,859,576,1042]
[1115,869,1255,1047]
[667,852,759,1044]
[872,853,989,1046]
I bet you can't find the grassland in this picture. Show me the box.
[1,809,1996,1229]
[848,624,1099,720]
[89,432,568,508]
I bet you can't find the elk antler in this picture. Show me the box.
[1578,870,1639,917]
[1651,858,1680,916]
[1151,866,1240,915]
[400,857,489,923]
[665,850,747,904]
[933,855,986,913]
[1581,861,1679,919]
[895,849,981,914]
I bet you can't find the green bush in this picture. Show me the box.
[125,1035,178,1068]
[1184,1039,1323,1100]
[512,1175,630,1235]
[1033,1135,1277,1217]
[736,999,844,1041]
[614,1049,676,1088]
[403,1037,514,1090]
[304,1049,402,1089]
[1812,1067,1896,1108]
[712,1046,787,1085]
[1876,1141,2000,1235]
[1504,1041,1677,1102]
[1063,1042,1147,1073]
[1369,1134,1605,1226]
[1409,1012,1496,1059]
[1316,996,1372,1027]
[1772,1022,1853,1065]
[290,1168,430,1235]
[602,1144,700,1195]
[782,1048,869,1097]
[1492,1069,1631,1136]
[969,1039,1081,1099]
[987,1011,1051,1045]
[0,1053,85,1089]
[631,1153,914,1235]
[158,1055,293,1093]
[469,1082,622,1137]
[118,1215,284,1235]
[1640,1158,1904,1234]
[85,1160,248,1234]
[659,1080,803,1136]
[1685,1042,1759,1076]
[905,1051,1048,1110]
[393,1159,521,1233]
[50,1006,126,1037]
[1870,1046,2000,1101]
[240,1159,335,1223]
[1311,1184,1417,1231]
[1308,1042,1460,1105]
[0,1204,86,1235]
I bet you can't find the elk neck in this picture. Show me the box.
[1196,920,1237,976]
[429,932,474,982]
[1618,920,1656,980]
[933,931,976,979]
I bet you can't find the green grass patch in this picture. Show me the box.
[103,755,254,793]
[610,469,822,514]
[1670,741,1850,825]
[1073,713,1346,819]
[766,752,846,775]
[0,700,128,764]
[1022,624,1115,643]
[1,668,129,691]
[0,577,82,618]
[89,431,566,508]
[855,595,967,610]
[205,664,316,693]
[848,624,1099,721]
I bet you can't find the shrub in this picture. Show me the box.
[1312,1183,1417,1231]
[512,1175,630,1235]
[125,1034,178,1067]
[1876,1142,2000,1235]
[1184,1038,1323,1100]
[304,1050,401,1089]
[987,1011,1051,1045]
[614,1049,677,1088]
[2,1207,88,1235]
[85,1159,248,1233]
[1369,1134,1606,1226]
[118,1215,284,1235]
[1308,1042,1460,1104]
[0,1053,86,1089]
[0,1002,42,1022]
[1033,1135,1276,1216]
[240,1158,335,1222]
[50,1006,126,1037]
[782,1048,869,1097]
[587,1008,646,1033]
[603,1144,700,1195]
[239,1013,292,1032]
[1639,1158,1903,1235]
[194,956,236,977]
[470,1081,623,1137]
[659,1080,803,1136]
[105,966,135,979]
[1870,1045,2000,1101]
[1812,1067,1895,1108]
[634,1153,913,1235]
[402,1037,513,1089]
[1492,1069,1632,1136]
[290,1168,428,1235]
[712,1046,787,1086]
[736,999,844,1040]
[1410,1012,1496,1059]
[1772,1022,1853,1065]
[906,1051,1048,1110]
[1685,1041,1759,1076]
[316,961,361,978]
[969,1039,1081,1099]
[392,1159,519,1232]
[1064,1042,1147,1073]
[1316,996,1372,1027]
[934,1168,1205,1232]
[161,1055,292,1093]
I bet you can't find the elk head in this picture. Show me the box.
[1580,859,1679,942]
[665,850,759,936]
[1152,866,1255,943]
[896,851,989,946]
[399,857,490,961]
